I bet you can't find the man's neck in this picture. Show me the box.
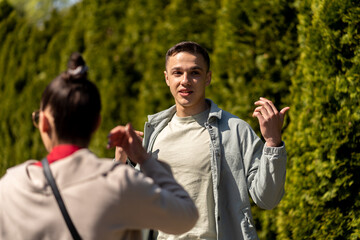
[175,101,209,117]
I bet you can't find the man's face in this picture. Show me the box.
[164,52,211,116]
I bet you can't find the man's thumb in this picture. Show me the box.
[280,107,290,115]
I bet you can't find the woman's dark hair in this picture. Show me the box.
[40,52,101,143]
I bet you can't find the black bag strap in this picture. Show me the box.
[42,158,82,240]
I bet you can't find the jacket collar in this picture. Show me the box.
[27,149,116,189]
[207,99,222,121]
[147,105,176,125]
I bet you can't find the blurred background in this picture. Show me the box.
[0,0,359,239]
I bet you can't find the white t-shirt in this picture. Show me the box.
[153,109,216,240]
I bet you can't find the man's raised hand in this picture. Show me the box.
[252,97,289,147]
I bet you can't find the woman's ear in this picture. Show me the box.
[40,112,51,133]
[39,111,55,152]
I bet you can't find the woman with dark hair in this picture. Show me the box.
[0,53,198,240]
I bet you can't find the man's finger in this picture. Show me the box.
[253,106,263,112]
[280,107,290,115]
[257,98,278,115]
[279,107,290,121]
[259,97,270,102]
[252,110,265,122]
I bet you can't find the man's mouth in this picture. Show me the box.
[179,90,193,96]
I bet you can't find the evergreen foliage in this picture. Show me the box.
[0,0,359,238]
[134,0,220,127]
[276,0,360,239]
[6,0,73,25]
[211,0,298,132]
[211,1,298,238]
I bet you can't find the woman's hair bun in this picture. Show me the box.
[66,52,88,78]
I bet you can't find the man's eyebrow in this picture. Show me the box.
[189,66,203,70]
[170,66,204,71]
[170,67,182,71]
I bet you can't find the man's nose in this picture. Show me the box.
[181,72,191,85]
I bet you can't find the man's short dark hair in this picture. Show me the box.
[165,41,210,71]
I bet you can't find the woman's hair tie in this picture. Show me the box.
[67,65,88,76]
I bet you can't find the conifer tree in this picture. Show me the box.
[276,0,360,238]
[211,2,298,237]
[0,4,40,174]
[1,2,359,239]
[105,0,169,130]
[211,0,298,130]
[135,0,220,127]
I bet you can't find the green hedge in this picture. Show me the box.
[0,0,359,238]
[276,0,360,239]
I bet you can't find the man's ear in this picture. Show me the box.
[94,115,101,132]
[164,71,170,87]
[205,71,212,86]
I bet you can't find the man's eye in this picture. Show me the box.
[191,71,200,75]
[173,71,182,75]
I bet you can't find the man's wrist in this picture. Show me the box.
[266,141,283,147]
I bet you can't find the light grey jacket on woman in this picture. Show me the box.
[0,149,198,240]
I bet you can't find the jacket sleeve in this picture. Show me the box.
[243,128,287,210]
[116,157,199,234]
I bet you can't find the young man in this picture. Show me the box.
[119,41,289,239]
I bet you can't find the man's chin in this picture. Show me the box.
[176,99,192,107]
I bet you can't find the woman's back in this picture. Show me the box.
[1,149,197,240]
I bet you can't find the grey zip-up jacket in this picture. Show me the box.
[143,99,287,240]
